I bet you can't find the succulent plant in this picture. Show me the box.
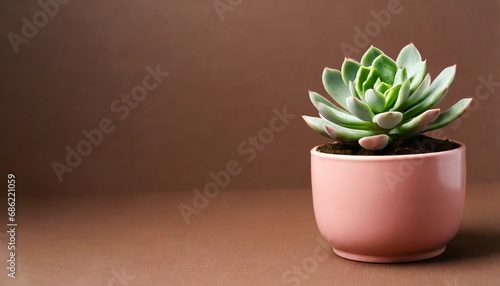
[303,43,472,150]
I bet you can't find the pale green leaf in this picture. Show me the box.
[391,78,411,111]
[346,96,375,122]
[317,102,379,130]
[401,74,431,110]
[403,87,448,120]
[372,54,398,85]
[323,123,378,142]
[409,60,427,93]
[393,67,408,85]
[322,68,351,110]
[376,82,391,94]
[309,91,337,110]
[341,58,361,85]
[390,109,440,135]
[404,65,456,119]
[365,89,386,113]
[358,134,390,150]
[362,68,380,93]
[373,111,403,129]
[348,81,361,100]
[302,116,330,137]
[384,84,402,110]
[396,43,422,69]
[361,46,383,66]
[355,66,371,96]
[423,98,473,132]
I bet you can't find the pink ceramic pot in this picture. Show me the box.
[311,141,466,263]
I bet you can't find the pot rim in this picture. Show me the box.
[311,139,465,161]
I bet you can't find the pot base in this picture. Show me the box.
[332,246,446,263]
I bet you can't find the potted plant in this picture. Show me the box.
[302,44,472,263]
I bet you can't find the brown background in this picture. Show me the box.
[1,0,499,194]
[1,2,500,286]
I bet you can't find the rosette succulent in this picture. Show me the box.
[303,43,472,150]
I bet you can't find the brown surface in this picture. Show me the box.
[1,1,500,195]
[1,184,499,286]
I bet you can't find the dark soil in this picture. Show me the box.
[316,135,460,156]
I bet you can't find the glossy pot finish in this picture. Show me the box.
[311,142,466,263]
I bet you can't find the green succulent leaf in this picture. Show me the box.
[303,44,466,151]
[401,74,431,110]
[348,81,361,100]
[376,82,391,94]
[422,98,473,132]
[317,102,379,130]
[408,60,427,93]
[393,67,408,86]
[403,86,448,120]
[362,68,380,93]
[384,84,402,110]
[346,96,375,122]
[402,66,455,119]
[396,43,422,70]
[365,89,386,113]
[372,54,398,85]
[358,134,390,150]
[361,46,384,66]
[323,123,378,142]
[373,111,403,129]
[390,109,441,135]
[355,66,371,95]
[424,65,456,97]
[391,78,411,111]
[341,58,361,85]
[309,91,347,114]
[302,116,330,137]
[322,68,351,110]
[309,91,336,109]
